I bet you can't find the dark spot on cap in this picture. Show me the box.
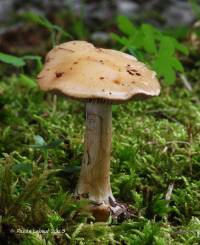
[136,72,141,76]
[127,69,135,76]
[73,61,78,64]
[113,80,120,85]
[109,92,112,95]
[102,89,105,92]
[100,77,104,80]
[132,81,135,84]
[70,67,73,70]
[55,71,64,78]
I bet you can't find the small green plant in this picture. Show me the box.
[111,15,189,85]
[0,53,42,88]
[0,53,42,70]
[21,12,72,46]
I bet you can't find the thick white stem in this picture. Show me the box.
[76,103,115,204]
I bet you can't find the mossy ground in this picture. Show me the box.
[0,66,199,244]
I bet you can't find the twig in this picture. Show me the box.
[165,183,174,201]
[179,74,193,91]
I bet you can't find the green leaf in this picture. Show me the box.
[128,47,145,61]
[22,12,71,38]
[22,55,43,70]
[174,42,189,55]
[153,55,176,85]
[130,30,144,49]
[159,36,175,56]
[22,12,54,30]
[111,33,121,42]
[0,52,25,67]
[171,58,184,72]
[111,33,131,47]
[153,36,184,84]
[117,15,136,36]
[163,68,176,85]
[167,37,189,55]
[141,24,157,53]
[72,19,88,39]
[19,74,37,88]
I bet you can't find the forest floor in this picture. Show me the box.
[0,66,199,244]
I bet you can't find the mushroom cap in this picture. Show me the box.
[37,41,160,103]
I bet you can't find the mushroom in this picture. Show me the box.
[37,41,160,220]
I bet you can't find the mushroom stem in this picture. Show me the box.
[76,102,115,204]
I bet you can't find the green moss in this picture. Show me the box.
[0,69,200,244]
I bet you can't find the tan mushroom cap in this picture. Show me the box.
[37,41,160,103]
